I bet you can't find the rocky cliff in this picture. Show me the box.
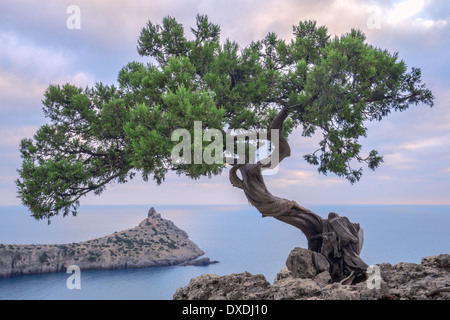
[0,210,204,278]
[173,248,450,300]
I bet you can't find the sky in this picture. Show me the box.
[0,0,449,208]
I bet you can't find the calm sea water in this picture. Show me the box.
[0,204,449,300]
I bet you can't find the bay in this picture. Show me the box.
[0,204,448,300]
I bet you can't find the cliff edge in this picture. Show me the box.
[174,248,450,300]
[0,209,204,278]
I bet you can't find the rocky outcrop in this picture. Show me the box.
[0,210,204,278]
[173,248,450,300]
[180,257,220,267]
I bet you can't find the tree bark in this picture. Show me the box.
[229,107,368,283]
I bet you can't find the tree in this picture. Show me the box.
[17,15,434,283]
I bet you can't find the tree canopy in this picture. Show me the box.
[17,14,433,221]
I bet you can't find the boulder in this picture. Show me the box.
[285,247,330,279]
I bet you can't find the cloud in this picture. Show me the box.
[0,126,40,149]
[387,0,430,24]
[382,0,448,29]
[0,32,70,80]
[0,31,96,115]
[381,0,449,30]
[413,17,448,28]
[267,167,345,190]
[0,69,46,106]
[19,0,371,49]
[400,137,446,151]
[0,31,95,85]
[382,152,416,171]
[1,0,449,206]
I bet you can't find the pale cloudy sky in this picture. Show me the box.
[0,0,449,207]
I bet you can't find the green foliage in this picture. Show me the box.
[17,83,134,220]
[17,14,434,221]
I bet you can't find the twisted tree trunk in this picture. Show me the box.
[229,107,368,283]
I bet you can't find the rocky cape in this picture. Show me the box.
[174,247,450,300]
[0,210,204,278]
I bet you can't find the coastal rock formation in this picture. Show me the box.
[173,248,450,300]
[0,211,204,278]
[180,257,220,267]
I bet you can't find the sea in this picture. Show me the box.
[0,204,449,300]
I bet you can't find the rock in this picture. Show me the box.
[180,257,220,266]
[271,278,322,300]
[421,254,450,271]
[314,271,332,286]
[285,247,329,279]
[274,268,291,282]
[173,272,271,300]
[285,247,316,278]
[148,207,157,217]
[173,249,450,300]
[0,210,204,278]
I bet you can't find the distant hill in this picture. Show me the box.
[0,210,204,278]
